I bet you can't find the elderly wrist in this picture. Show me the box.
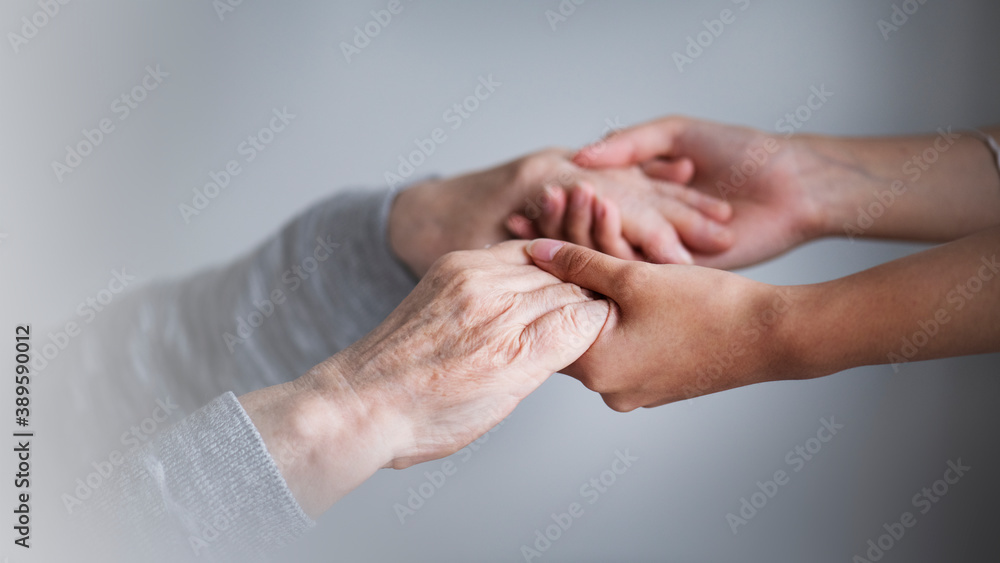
[269,356,400,516]
[388,179,449,277]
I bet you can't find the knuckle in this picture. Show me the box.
[602,394,640,413]
[613,263,651,298]
[563,247,597,280]
[516,148,567,186]
[434,251,467,274]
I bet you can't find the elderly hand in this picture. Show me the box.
[389,148,734,277]
[240,241,610,517]
[525,238,803,412]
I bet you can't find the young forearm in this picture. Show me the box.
[803,127,1000,241]
[784,225,1000,378]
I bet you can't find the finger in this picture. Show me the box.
[536,185,568,239]
[519,298,611,387]
[651,199,734,254]
[564,183,596,248]
[480,239,534,265]
[510,281,598,326]
[573,117,686,168]
[443,245,567,292]
[526,239,628,296]
[621,212,693,265]
[653,181,733,223]
[641,157,695,185]
[506,213,541,240]
[593,197,642,261]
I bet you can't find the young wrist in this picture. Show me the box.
[790,134,878,239]
[771,279,864,382]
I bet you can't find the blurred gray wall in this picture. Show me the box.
[2,1,998,561]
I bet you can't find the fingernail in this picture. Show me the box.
[527,239,566,262]
[570,187,587,209]
[707,221,735,246]
[595,198,607,220]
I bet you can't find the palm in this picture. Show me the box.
[647,130,817,270]
[579,116,823,271]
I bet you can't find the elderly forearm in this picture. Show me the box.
[237,358,393,519]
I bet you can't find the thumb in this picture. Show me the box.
[521,298,610,378]
[526,239,625,297]
[573,117,686,168]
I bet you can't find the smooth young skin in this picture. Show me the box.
[527,228,1000,412]
[519,114,1000,411]
[239,241,610,517]
[569,116,1000,268]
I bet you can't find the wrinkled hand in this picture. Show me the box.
[310,240,610,468]
[244,241,611,517]
[504,150,734,264]
[390,148,734,276]
[574,115,828,269]
[526,239,801,412]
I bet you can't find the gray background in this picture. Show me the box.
[2,0,999,561]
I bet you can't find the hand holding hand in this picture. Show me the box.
[242,241,610,516]
[574,116,830,269]
[390,148,734,276]
[506,163,734,264]
[526,238,802,411]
